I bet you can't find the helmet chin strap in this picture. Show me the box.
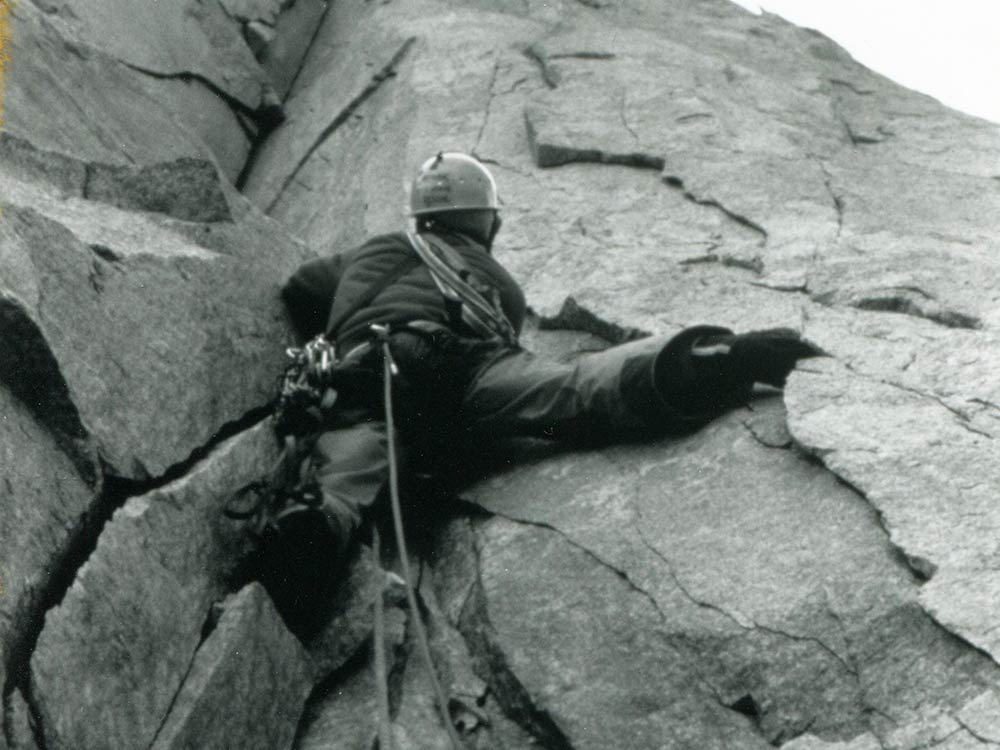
[486,213,503,251]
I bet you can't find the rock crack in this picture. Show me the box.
[263,36,416,213]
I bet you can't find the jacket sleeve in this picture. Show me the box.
[281,253,346,341]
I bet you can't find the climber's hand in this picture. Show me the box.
[727,328,827,388]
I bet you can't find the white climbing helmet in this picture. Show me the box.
[408,152,499,216]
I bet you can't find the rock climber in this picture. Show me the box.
[261,151,823,635]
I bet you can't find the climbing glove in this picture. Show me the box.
[654,325,826,419]
[723,327,826,388]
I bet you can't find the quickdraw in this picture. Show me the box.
[224,336,341,531]
[273,335,341,437]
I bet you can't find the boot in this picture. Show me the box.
[257,501,342,639]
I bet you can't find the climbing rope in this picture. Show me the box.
[371,324,466,750]
[371,525,394,750]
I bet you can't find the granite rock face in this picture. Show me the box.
[30,424,281,750]
[4,2,211,167]
[150,582,312,750]
[5,0,1000,748]
[239,0,1000,745]
[437,399,1000,747]
[5,0,327,181]
[0,387,91,749]
[0,3,329,744]
[0,138,310,480]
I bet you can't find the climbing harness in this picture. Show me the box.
[370,323,467,750]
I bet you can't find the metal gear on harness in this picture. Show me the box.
[273,335,341,437]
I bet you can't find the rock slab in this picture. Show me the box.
[30,424,280,750]
[151,583,312,750]
[1,144,310,479]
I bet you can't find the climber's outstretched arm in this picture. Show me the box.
[458,326,824,444]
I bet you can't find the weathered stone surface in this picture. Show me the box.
[5,2,259,180]
[36,0,269,110]
[30,424,281,750]
[296,656,381,750]
[296,602,408,750]
[240,0,426,228]
[783,733,882,750]
[444,514,769,749]
[305,547,397,679]
[445,394,1000,746]
[238,1,1000,742]
[8,0,1000,745]
[118,74,253,184]
[0,385,95,700]
[0,135,234,223]
[2,688,41,750]
[259,0,328,98]
[151,583,312,750]
[220,0,284,26]
[957,691,1000,745]
[787,351,1000,661]
[86,158,233,222]
[0,149,309,479]
[5,3,211,166]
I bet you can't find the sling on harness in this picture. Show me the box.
[406,228,518,346]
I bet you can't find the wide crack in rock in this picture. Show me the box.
[27,423,286,750]
[2,148,309,481]
[455,521,577,750]
[1,398,272,739]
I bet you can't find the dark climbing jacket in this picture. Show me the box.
[282,230,526,350]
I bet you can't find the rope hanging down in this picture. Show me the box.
[370,324,466,750]
[371,525,393,750]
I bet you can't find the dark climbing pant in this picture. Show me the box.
[307,327,707,549]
